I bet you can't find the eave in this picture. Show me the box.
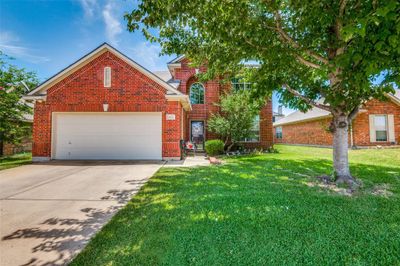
[166,95,192,111]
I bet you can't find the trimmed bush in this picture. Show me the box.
[205,139,225,156]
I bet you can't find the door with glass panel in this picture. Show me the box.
[191,121,205,150]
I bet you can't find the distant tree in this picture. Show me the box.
[0,52,39,153]
[126,0,400,185]
[208,90,264,151]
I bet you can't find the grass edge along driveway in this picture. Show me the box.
[71,145,400,265]
[0,152,31,171]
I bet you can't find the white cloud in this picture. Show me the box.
[129,42,166,71]
[0,31,19,43]
[79,0,98,19]
[102,1,123,46]
[0,31,50,63]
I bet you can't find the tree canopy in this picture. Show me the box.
[126,0,399,111]
[0,52,39,145]
[126,0,400,183]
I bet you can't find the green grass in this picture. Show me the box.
[72,145,400,265]
[0,152,32,171]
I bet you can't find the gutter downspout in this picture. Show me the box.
[350,122,354,148]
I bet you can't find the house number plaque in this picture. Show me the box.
[166,114,176,120]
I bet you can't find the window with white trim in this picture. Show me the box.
[231,77,252,91]
[104,67,111,87]
[276,126,282,139]
[374,115,388,141]
[242,115,260,142]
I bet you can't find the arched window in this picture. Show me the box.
[189,83,205,104]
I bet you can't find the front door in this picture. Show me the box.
[191,121,205,150]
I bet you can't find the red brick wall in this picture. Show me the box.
[174,59,222,141]
[1,123,32,156]
[353,99,400,146]
[163,101,183,158]
[173,59,273,149]
[274,99,400,146]
[33,51,182,159]
[2,139,32,156]
[274,117,333,146]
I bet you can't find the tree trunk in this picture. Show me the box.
[224,136,230,151]
[332,114,355,185]
[227,142,235,152]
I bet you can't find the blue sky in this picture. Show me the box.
[0,0,293,115]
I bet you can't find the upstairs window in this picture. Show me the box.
[189,83,205,104]
[231,77,252,91]
[276,126,283,139]
[104,67,111,87]
[242,115,260,142]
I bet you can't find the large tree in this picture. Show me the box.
[0,52,38,154]
[125,0,399,184]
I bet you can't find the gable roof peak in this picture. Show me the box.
[167,55,185,65]
[28,43,184,97]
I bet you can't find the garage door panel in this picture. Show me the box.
[53,113,162,160]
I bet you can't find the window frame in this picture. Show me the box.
[241,115,260,143]
[374,114,388,142]
[104,67,111,88]
[189,82,205,104]
[231,77,252,91]
[275,126,283,139]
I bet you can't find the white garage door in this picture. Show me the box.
[52,113,162,160]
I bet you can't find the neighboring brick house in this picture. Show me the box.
[24,43,273,161]
[1,113,33,157]
[273,92,400,147]
[273,105,285,122]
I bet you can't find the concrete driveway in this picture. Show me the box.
[0,161,164,266]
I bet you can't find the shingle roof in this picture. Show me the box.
[273,89,400,127]
[273,107,331,126]
[394,89,400,100]
[153,70,180,89]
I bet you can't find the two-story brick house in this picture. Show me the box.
[25,43,273,161]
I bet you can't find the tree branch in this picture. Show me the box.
[274,11,329,65]
[335,0,347,52]
[245,35,321,69]
[339,0,347,17]
[295,54,321,69]
[283,84,332,111]
[348,106,359,121]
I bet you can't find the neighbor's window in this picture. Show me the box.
[104,67,111,87]
[276,126,282,139]
[189,83,205,104]
[242,115,260,142]
[374,115,388,141]
[231,77,252,91]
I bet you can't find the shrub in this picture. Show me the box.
[205,139,225,156]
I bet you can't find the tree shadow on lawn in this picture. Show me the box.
[71,156,400,266]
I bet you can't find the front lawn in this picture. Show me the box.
[72,145,400,265]
[0,152,32,171]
